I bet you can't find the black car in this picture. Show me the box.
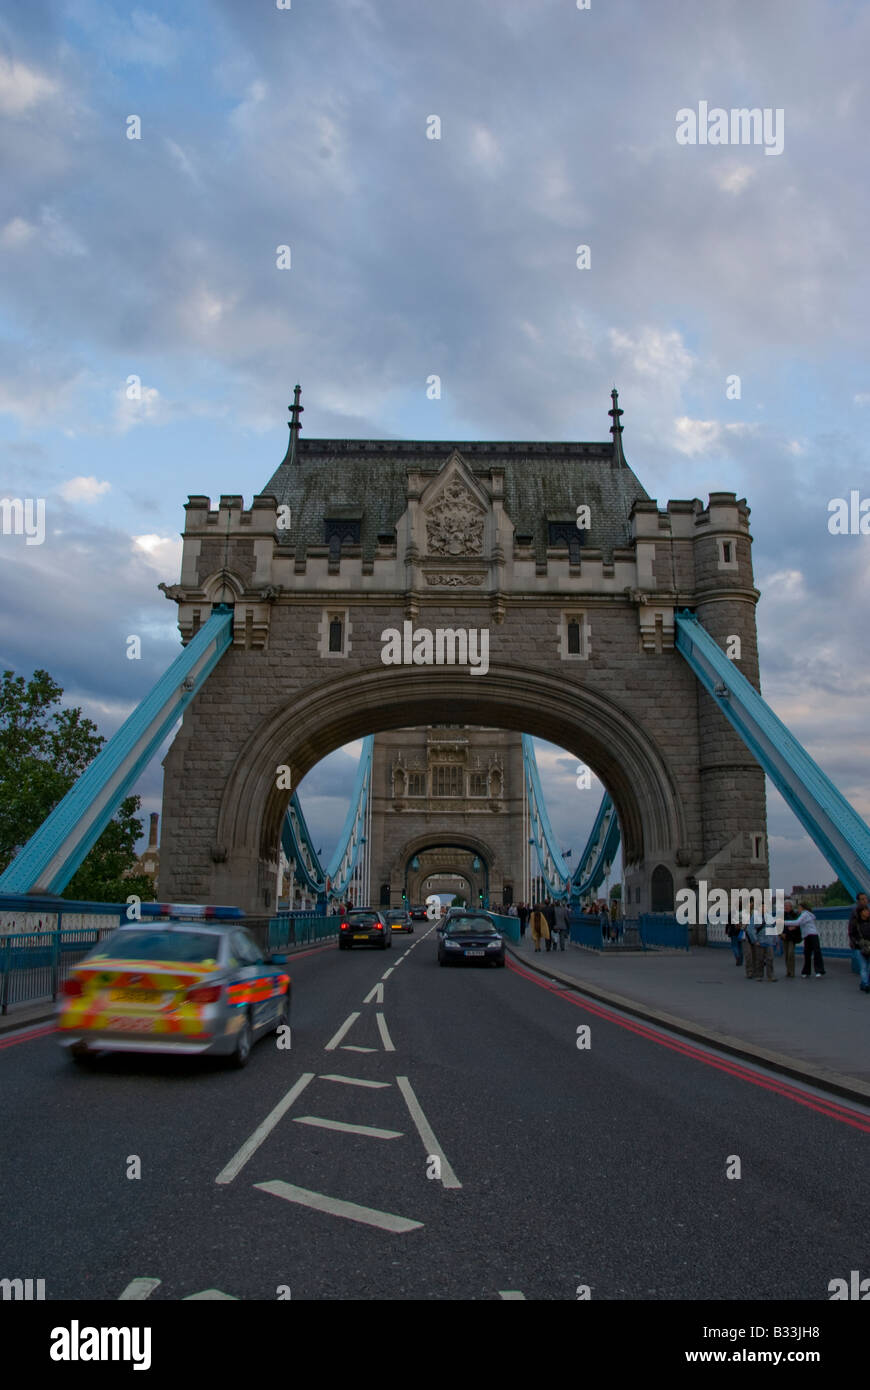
[338,909,394,950]
[408,905,429,922]
[385,910,414,934]
[437,913,505,967]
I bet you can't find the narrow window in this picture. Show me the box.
[722,542,733,563]
[328,617,343,652]
[567,621,581,655]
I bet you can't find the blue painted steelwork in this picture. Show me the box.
[522,736,621,901]
[637,913,690,951]
[0,606,234,897]
[675,611,870,899]
[280,736,373,901]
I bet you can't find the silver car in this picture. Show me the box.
[56,923,291,1068]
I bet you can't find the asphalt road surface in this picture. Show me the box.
[1,926,867,1301]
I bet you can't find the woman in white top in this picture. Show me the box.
[794,902,825,977]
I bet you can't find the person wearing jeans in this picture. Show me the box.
[848,904,870,992]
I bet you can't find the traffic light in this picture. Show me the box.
[402,891,407,901]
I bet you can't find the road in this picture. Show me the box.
[1,925,867,1301]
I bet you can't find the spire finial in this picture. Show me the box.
[286,383,303,465]
[608,385,625,466]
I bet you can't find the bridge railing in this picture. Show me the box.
[488,913,520,942]
[0,926,119,1013]
[263,914,338,953]
[637,914,690,951]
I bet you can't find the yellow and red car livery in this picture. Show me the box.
[57,924,291,1068]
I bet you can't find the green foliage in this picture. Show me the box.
[823,879,852,906]
[610,884,622,901]
[0,668,155,900]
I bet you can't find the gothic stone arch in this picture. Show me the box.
[159,433,767,913]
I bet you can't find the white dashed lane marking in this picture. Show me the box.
[376,1012,396,1052]
[293,1116,403,1139]
[324,1012,360,1051]
[321,1074,390,1088]
[256,1181,424,1233]
[118,1278,161,1300]
[396,1075,461,1189]
[215,1072,315,1185]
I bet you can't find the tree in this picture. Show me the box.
[0,668,156,900]
[823,879,852,907]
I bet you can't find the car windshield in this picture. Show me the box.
[446,918,495,935]
[88,931,222,964]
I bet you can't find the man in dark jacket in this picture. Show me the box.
[848,899,870,993]
[543,898,556,951]
[781,898,802,979]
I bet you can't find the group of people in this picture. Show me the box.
[513,899,570,952]
[722,893,870,987]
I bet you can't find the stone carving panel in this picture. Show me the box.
[425,478,485,557]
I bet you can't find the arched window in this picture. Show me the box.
[650,864,675,912]
[379,882,391,906]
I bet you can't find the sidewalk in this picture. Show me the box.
[508,934,870,1103]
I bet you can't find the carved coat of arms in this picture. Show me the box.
[425,479,485,557]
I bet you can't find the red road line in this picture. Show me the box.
[506,958,870,1133]
[0,1023,57,1049]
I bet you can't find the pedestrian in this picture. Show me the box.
[544,898,556,952]
[747,908,777,981]
[530,902,549,954]
[743,909,761,980]
[780,898,802,978]
[552,899,569,952]
[508,902,518,918]
[518,902,529,937]
[598,899,610,946]
[723,908,743,966]
[848,903,870,993]
[795,901,825,977]
[611,902,622,944]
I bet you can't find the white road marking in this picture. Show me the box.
[341,1044,376,1052]
[256,1180,423,1233]
[118,1278,161,1300]
[381,967,394,980]
[321,1074,391,1089]
[183,1289,238,1300]
[215,1072,315,1185]
[376,1012,396,1052]
[499,1291,526,1300]
[324,1012,360,1051]
[396,1075,461,1189]
[363,983,384,1004]
[294,1115,403,1139]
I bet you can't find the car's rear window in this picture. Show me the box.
[88,931,222,964]
[348,913,379,925]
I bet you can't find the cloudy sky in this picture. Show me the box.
[1,0,868,899]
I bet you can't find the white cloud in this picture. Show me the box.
[59,476,111,503]
[1,217,36,248]
[0,56,58,115]
[469,125,503,171]
[854,392,870,406]
[715,164,757,194]
[133,533,182,574]
[673,417,722,456]
[165,138,200,185]
[115,383,162,432]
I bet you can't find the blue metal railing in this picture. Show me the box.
[637,914,690,951]
[268,914,338,950]
[0,926,119,1012]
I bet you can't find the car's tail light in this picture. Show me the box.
[374,924,383,931]
[187,985,222,1004]
[62,978,83,997]
[340,922,349,930]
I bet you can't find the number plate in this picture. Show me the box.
[110,989,165,1003]
[464,949,485,957]
[107,1017,155,1031]
[354,933,369,940]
